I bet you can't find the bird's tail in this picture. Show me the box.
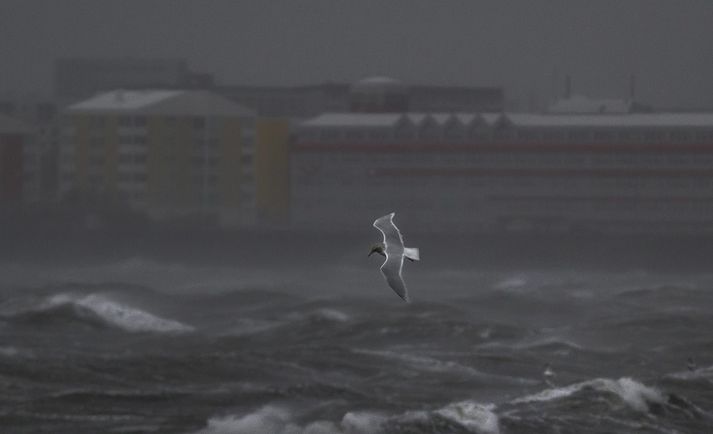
[404,247,420,261]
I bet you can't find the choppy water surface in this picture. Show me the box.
[1,259,713,433]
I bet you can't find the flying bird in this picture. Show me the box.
[543,363,556,387]
[369,212,420,302]
[687,357,697,372]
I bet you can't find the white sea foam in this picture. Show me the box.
[195,405,386,434]
[494,277,528,290]
[311,308,350,323]
[42,293,194,334]
[287,308,351,324]
[513,377,665,412]
[395,401,500,434]
[0,346,21,357]
[353,348,536,386]
[435,401,500,434]
[353,348,483,377]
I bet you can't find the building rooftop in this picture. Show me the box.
[67,90,255,117]
[300,111,713,129]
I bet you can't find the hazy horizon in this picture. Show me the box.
[2,0,713,109]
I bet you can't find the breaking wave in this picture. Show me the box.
[196,400,500,434]
[3,293,194,334]
[393,401,500,434]
[512,377,665,412]
[195,405,386,434]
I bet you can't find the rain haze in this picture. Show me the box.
[1,1,713,433]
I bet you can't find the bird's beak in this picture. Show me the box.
[368,250,374,257]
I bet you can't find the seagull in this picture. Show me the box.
[369,212,419,302]
[687,357,697,372]
[543,363,556,387]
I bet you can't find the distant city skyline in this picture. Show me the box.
[1,0,713,109]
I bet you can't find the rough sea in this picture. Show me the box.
[1,240,713,433]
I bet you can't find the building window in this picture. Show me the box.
[670,131,689,142]
[119,116,133,127]
[345,130,364,141]
[90,116,105,130]
[593,131,613,141]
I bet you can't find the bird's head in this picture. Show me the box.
[368,243,385,257]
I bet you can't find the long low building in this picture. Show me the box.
[291,112,713,234]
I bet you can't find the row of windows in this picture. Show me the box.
[302,152,713,168]
[117,116,147,128]
[90,115,225,130]
[117,172,147,183]
[192,174,219,186]
[118,135,148,145]
[301,128,713,144]
[191,156,220,167]
[118,154,147,165]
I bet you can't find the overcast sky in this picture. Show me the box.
[1,0,712,109]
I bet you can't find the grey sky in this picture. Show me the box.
[1,0,712,108]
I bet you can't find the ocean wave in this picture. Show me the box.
[385,400,499,434]
[3,293,194,334]
[352,348,536,386]
[0,346,22,357]
[512,377,665,413]
[434,401,500,434]
[511,335,584,352]
[664,365,713,383]
[195,405,386,434]
[494,277,528,291]
[196,401,500,434]
[353,348,484,377]
[288,308,352,324]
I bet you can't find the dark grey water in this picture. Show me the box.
[1,259,713,433]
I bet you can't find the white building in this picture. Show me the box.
[292,112,713,234]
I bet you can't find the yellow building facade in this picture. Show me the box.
[61,90,258,225]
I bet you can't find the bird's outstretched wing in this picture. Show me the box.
[373,212,404,255]
[373,213,408,301]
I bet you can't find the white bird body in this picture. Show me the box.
[371,212,419,302]
[543,364,556,387]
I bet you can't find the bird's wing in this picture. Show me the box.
[374,213,408,301]
[373,212,404,255]
[380,252,408,301]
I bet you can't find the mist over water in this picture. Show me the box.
[2,238,713,434]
